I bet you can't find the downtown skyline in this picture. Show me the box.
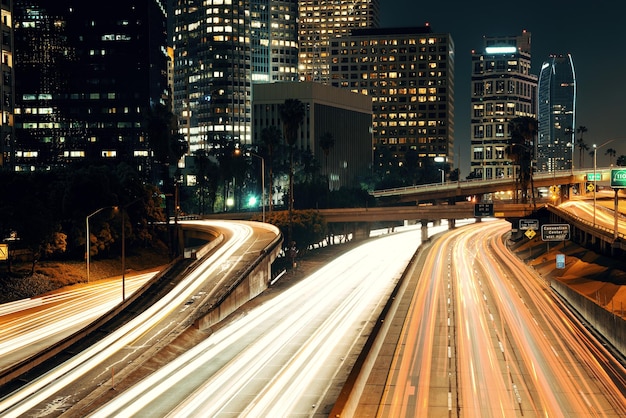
[380,0,625,174]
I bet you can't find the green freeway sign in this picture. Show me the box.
[587,173,602,181]
[611,169,626,188]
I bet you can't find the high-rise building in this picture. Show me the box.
[298,0,379,83]
[1,0,14,169]
[537,54,576,172]
[329,26,455,173]
[12,0,169,175]
[172,0,298,154]
[172,0,250,154]
[470,30,537,180]
[250,0,298,83]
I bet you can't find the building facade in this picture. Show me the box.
[250,0,298,83]
[298,0,379,83]
[11,0,169,175]
[329,26,455,174]
[470,31,537,180]
[172,0,299,154]
[537,54,576,172]
[172,0,251,154]
[0,0,13,169]
[253,81,372,191]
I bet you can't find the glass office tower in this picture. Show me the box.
[537,54,576,172]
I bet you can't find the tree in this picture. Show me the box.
[617,155,626,167]
[506,116,538,205]
[279,99,306,247]
[605,148,617,166]
[260,126,282,213]
[576,126,589,168]
[144,102,188,256]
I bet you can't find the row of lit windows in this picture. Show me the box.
[20,121,141,129]
[473,124,507,139]
[473,102,517,118]
[472,146,506,160]
[21,92,118,100]
[473,80,533,98]
[15,149,149,158]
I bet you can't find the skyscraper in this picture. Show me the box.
[12,0,169,175]
[329,25,455,173]
[172,0,298,153]
[537,54,576,172]
[250,0,298,83]
[0,0,14,169]
[298,0,379,83]
[470,31,537,180]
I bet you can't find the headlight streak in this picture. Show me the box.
[91,228,426,417]
[0,273,155,364]
[375,219,626,417]
[0,221,254,417]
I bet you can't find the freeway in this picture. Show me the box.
[354,220,626,417]
[0,220,279,417]
[0,271,157,372]
[82,223,456,417]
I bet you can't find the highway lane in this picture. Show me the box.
[87,223,456,417]
[0,220,276,417]
[559,195,625,234]
[0,272,156,371]
[372,220,626,417]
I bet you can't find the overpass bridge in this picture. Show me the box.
[370,168,610,203]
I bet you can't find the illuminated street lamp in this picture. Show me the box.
[249,152,266,223]
[86,206,116,283]
[593,140,614,227]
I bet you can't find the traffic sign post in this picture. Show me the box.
[474,203,494,217]
[519,219,539,230]
[610,169,626,188]
[541,224,570,241]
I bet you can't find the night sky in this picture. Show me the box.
[380,1,625,175]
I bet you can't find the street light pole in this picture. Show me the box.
[593,139,615,228]
[250,152,265,223]
[86,206,116,283]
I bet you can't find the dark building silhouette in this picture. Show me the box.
[0,0,14,169]
[12,0,168,176]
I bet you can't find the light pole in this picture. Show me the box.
[86,206,116,283]
[250,152,265,223]
[593,139,615,227]
[434,156,445,185]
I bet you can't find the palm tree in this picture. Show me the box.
[260,126,282,213]
[506,116,538,205]
[576,126,588,168]
[605,147,617,166]
[319,131,335,189]
[617,155,626,167]
[279,98,306,248]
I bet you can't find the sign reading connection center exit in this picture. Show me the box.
[611,169,626,188]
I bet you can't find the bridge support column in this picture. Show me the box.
[448,219,456,229]
[421,220,429,242]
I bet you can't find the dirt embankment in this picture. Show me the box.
[509,235,626,318]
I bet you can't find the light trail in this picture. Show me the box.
[0,221,256,417]
[0,272,156,368]
[89,224,452,417]
[374,220,626,417]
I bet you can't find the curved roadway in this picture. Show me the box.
[359,220,626,417]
